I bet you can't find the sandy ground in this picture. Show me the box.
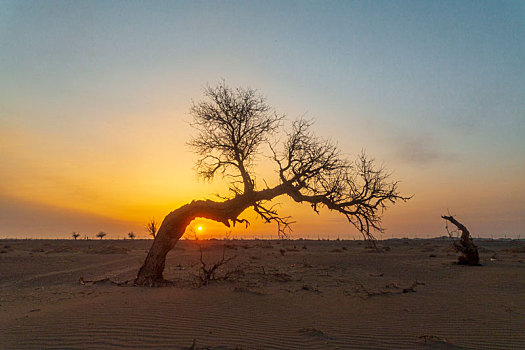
[1,238,524,349]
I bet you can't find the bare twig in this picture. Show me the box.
[195,244,240,286]
[145,217,158,238]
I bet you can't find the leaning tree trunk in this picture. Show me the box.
[134,225,182,286]
[134,194,265,286]
[442,215,479,266]
[134,200,228,286]
[135,186,288,286]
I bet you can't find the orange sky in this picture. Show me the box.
[1,112,523,239]
[1,1,524,239]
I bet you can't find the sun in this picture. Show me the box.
[197,226,203,231]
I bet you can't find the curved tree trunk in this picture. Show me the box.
[134,227,181,286]
[134,200,235,286]
[442,215,480,266]
[135,187,286,286]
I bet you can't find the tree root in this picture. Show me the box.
[79,276,176,287]
[78,276,133,287]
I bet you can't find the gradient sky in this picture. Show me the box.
[1,0,524,239]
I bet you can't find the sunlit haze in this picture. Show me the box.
[1,1,523,239]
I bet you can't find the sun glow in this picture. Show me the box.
[197,226,203,231]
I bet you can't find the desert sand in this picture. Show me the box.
[1,238,524,349]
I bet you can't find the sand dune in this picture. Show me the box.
[1,239,524,349]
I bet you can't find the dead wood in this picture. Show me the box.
[352,280,425,298]
[78,276,135,287]
[194,244,241,286]
[442,215,480,265]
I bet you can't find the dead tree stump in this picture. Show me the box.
[442,215,480,265]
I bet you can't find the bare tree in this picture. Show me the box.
[135,82,409,286]
[72,232,80,240]
[96,231,107,240]
[145,218,158,238]
[128,232,136,240]
[442,215,479,265]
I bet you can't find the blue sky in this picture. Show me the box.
[1,0,523,238]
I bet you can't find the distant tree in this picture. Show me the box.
[72,232,80,240]
[145,218,158,238]
[128,232,136,240]
[135,82,409,286]
[96,231,107,240]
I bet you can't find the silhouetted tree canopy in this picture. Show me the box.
[135,82,409,285]
[187,81,406,238]
[188,83,282,194]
